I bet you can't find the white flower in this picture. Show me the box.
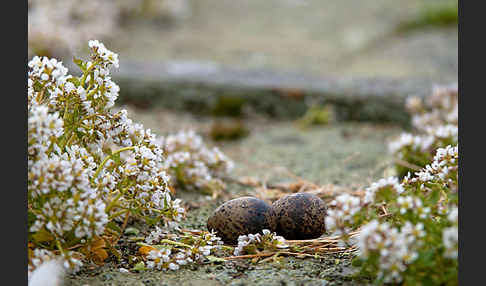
[364,177,404,204]
[442,226,458,259]
[88,40,119,68]
[326,194,362,236]
[160,130,233,192]
[357,220,421,283]
[412,145,458,184]
[234,230,287,255]
[448,207,458,224]
[64,82,75,93]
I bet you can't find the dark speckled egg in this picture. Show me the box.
[272,192,327,240]
[207,197,277,245]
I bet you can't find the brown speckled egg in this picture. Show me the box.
[207,197,277,244]
[272,192,326,240]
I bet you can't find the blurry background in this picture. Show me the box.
[27,0,459,186]
[29,0,457,82]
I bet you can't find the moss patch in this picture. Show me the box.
[396,1,457,33]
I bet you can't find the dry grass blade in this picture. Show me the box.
[222,231,360,261]
[393,158,422,171]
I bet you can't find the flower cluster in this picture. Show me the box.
[233,229,288,256]
[357,220,425,283]
[336,85,459,284]
[146,247,185,271]
[442,207,458,259]
[406,84,458,129]
[343,144,459,284]
[143,230,223,271]
[28,40,235,276]
[157,130,234,194]
[324,87,458,284]
[389,84,458,178]
[396,196,430,218]
[325,194,362,237]
[407,145,458,186]
[364,176,405,204]
[28,41,185,274]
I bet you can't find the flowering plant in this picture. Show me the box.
[325,84,458,284]
[233,229,289,256]
[389,84,458,178]
[28,40,231,277]
[157,130,234,195]
[138,229,226,271]
[325,145,458,285]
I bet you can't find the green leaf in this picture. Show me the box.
[33,81,44,92]
[132,261,147,271]
[28,211,37,230]
[66,77,80,87]
[136,242,152,248]
[429,189,441,204]
[31,228,55,243]
[106,221,122,234]
[144,216,161,226]
[124,227,140,236]
[417,249,437,268]
[130,208,141,216]
[206,255,226,263]
[74,130,85,139]
[128,237,146,242]
[112,152,122,165]
[73,57,86,72]
[351,257,363,267]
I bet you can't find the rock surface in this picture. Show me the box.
[106,0,457,81]
[66,107,402,286]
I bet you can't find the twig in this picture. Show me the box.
[113,211,130,246]
[224,252,277,260]
[67,244,85,250]
[224,249,351,260]
[393,159,422,171]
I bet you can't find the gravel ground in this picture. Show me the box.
[66,105,402,286]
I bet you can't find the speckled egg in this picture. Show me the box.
[207,197,277,244]
[272,192,327,240]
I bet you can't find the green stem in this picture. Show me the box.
[36,81,48,104]
[80,60,100,87]
[80,113,98,124]
[64,132,77,148]
[63,99,70,121]
[92,146,135,183]
[158,239,192,248]
[109,209,129,220]
[220,245,234,251]
[106,190,125,213]
[86,86,99,100]
[56,240,65,256]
